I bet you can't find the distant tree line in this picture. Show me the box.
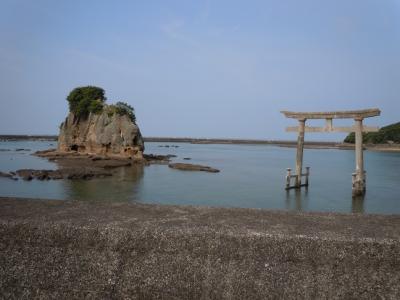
[344,122,400,144]
[66,86,136,123]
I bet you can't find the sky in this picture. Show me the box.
[0,0,399,141]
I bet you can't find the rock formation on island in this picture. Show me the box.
[58,86,144,159]
[58,110,144,159]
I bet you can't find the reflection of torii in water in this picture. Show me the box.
[281,108,381,197]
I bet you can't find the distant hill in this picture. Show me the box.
[344,122,400,144]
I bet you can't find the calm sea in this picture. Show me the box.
[0,140,399,214]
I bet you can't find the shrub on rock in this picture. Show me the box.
[66,86,106,117]
[115,102,136,123]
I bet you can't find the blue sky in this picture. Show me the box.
[0,0,399,140]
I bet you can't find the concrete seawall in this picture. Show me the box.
[1,197,400,299]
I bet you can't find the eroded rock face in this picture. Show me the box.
[58,111,144,159]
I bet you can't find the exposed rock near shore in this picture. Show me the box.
[15,169,112,181]
[6,149,219,180]
[35,149,133,168]
[9,149,217,181]
[58,111,144,159]
[169,163,220,173]
[143,154,176,164]
[8,149,134,181]
[9,149,178,181]
[36,149,173,167]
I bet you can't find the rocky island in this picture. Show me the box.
[58,109,145,160]
[1,87,153,181]
[16,86,151,180]
[58,86,145,160]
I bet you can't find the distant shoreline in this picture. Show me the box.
[1,135,399,152]
[0,135,58,141]
[145,137,355,150]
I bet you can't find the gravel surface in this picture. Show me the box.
[1,197,399,299]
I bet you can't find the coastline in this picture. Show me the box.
[1,135,400,152]
[0,134,58,141]
[1,196,400,298]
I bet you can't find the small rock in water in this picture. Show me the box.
[168,163,220,173]
[0,171,18,180]
[158,144,179,148]
[143,154,173,164]
[183,157,191,160]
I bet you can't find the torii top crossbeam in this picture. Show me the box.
[281,108,380,120]
[281,108,381,133]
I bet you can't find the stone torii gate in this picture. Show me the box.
[281,108,381,196]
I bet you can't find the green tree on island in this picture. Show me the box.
[66,86,106,117]
[115,101,136,123]
[66,86,137,123]
[344,122,400,144]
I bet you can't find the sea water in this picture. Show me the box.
[0,140,399,214]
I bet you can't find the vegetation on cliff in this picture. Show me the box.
[66,86,136,123]
[344,122,400,144]
[106,102,136,123]
[67,86,106,117]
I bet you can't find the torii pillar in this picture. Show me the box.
[354,118,365,195]
[281,108,381,197]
